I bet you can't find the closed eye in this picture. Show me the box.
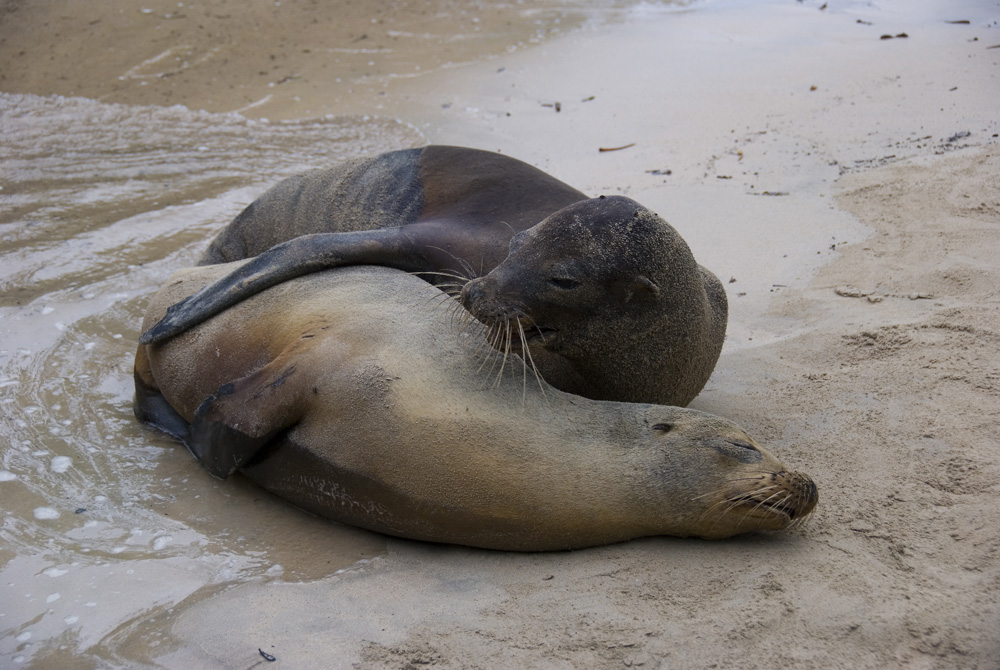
[549,277,582,290]
[730,440,759,453]
[707,437,763,463]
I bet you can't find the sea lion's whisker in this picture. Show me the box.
[438,282,466,299]
[696,478,795,532]
[731,492,775,529]
[516,325,550,404]
[751,490,791,514]
[476,319,509,389]
[696,491,738,524]
[732,490,791,529]
[448,303,477,339]
[470,332,493,362]
[449,255,479,283]
[789,510,815,530]
[421,246,480,281]
[692,477,767,506]
[422,289,456,310]
[515,319,530,403]
[411,268,470,280]
[410,269,474,286]
[473,321,508,367]
[722,494,760,522]
[462,313,489,344]
[440,294,461,319]
[699,497,737,533]
[492,317,515,390]
[474,324,501,374]
[454,303,488,341]
[511,318,548,406]
[758,491,795,525]
[464,259,480,282]
[691,475,766,499]
[697,500,727,523]
[712,484,778,505]
[480,320,503,373]
[485,319,508,355]
[477,317,512,386]
[425,290,472,338]
[691,489,725,502]
[515,312,551,344]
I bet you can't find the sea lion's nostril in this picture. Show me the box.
[460,280,486,308]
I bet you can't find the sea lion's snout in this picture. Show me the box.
[459,276,503,321]
[459,278,486,310]
[461,277,557,349]
[784,471,819,520]
[753,470,819,522]
[460,276,525,322]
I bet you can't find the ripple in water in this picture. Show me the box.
[0,93,403,666]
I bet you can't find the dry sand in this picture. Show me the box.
[2,0,999,668]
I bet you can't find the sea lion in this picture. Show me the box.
[134,263,816,551]
[139,146,727,407]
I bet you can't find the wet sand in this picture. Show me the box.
[2,0,999,667]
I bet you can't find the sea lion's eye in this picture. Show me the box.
[652,423,674,433]
[549,277,581,290]
[707,438,763,464]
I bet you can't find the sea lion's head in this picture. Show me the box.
[459,195,716,403]
[637,406,818,539]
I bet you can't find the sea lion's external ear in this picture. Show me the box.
[634,275,660,297]
[610,274,659,303]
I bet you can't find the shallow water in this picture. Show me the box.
[0,92,414,666]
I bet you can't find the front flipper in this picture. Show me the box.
[186,359,307,479]
[139,229,413,345]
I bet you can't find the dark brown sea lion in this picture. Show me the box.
[139,146,727,406]
[135,263,816,551]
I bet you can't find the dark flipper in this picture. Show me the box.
[133,369,191,443]
[188,384,280,479]
[186,358,307,479]
[139,229,412,344]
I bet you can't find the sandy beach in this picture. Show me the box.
[1,0,999,667]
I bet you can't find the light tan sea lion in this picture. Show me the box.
[134,264,815,551]
[139,146,727,407]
